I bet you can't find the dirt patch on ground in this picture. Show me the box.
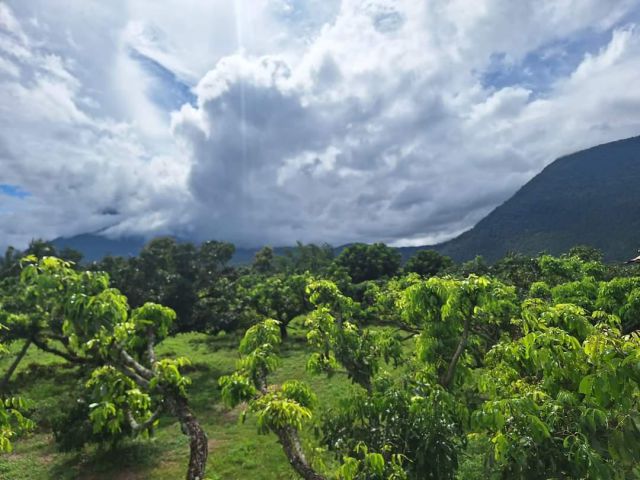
[110,473,140,480]
[39,452,55,465]
[6,452,25,461]
[81,472,142,480]
[208,437,225,451]
[220,402,246,423]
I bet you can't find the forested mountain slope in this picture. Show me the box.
[434,135,640,262]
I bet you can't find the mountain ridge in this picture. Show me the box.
[433,134,640,262]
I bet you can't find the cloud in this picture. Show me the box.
[0,0,190,248]
[1,0,640,250]
[171,0,640,246]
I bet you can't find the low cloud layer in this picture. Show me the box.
[1,0,640,249]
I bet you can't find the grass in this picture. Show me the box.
[0,318,355,479]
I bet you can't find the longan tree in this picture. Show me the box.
[1,257,208,480]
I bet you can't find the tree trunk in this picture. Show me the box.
[0,339,31,392]
[169,395,208,480]
[275,426,326,480]
[279,321,288,340]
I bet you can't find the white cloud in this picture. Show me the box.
[0,1,189,249]
[1,0,640,249]
[169,1,640,246]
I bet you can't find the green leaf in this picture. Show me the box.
[578,375,595,396]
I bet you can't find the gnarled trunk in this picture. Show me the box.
[169,395,208,480]
[275,426,326,480]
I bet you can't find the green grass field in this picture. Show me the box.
[0,319,356,480]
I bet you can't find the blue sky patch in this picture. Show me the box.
[481,27,618,96]
[129,48,196,111]
[0,184,30,199]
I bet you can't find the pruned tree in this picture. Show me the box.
[401,275,518,388]
[3,257,208,480]
[219,319,325,480]
[305,280,402,392]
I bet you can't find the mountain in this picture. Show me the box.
[51,234,147,262]
[51,135,640,264]
[432,135,640,262]
[51,233,290,265]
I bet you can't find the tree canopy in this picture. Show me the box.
[336,243,402,283]
[2,242,640,479]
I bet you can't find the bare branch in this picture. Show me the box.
[113,363,151,388]
[440,316,471,389]
[117,345,153,380]
[399,332,419,342]
[127,405,164,433]
[31,337,91,364]
[0,339,31,392]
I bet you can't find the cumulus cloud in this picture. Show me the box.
[171,0,640,246]
[1,0,640,249]
[0,0,190,248]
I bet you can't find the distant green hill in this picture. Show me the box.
[51,135,640,264]
[432,135,640,262]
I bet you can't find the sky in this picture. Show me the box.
[1,0,640,250]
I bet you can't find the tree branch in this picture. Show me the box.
[117,345,153,380]
[399,332,419,342]
[113,363,151,388]
[0,339,31,392]
[392,326,421,335]
[127,404,164,433]
[440,315,471,389]
[275,426,326,480]
[31,337,91,364]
